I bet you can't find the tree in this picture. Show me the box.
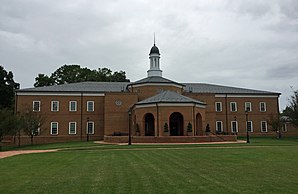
[267,114,282,139]
[34,64,130,87]
[21,109,45,145]
[0,109,15,151]
[287,89,298,127]
[0,65,20,109]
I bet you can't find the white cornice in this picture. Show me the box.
[135,102,206,109]
[16,92,105,97]
[129,83,184,89]
[215,94,279,98]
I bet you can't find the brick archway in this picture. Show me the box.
[196,113,203,135]
[169,112,184,136]
[144,113,155,136]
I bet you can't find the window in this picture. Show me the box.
[51,122,58,135]
[33,101,40,112]
[51,101,59,112]
[261,121,267,132]
[69,122,77,134]
[87,101,94,112]
[87,121,94,134]
[69,101,77,111]
[245,102,252,112]
[260,102,266,112]
[215,102,222,112]
[282,123,287,132]
[231,121,238,133]
[216,121,223,133]
[246,121,253,132]
[230,102,237,112]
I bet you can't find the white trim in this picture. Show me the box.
[17,92,105,96]
[246,121,253,132]
[261,121,268,132]
[230,102,237,112]
[259,102,266,112]
[215,94,279,98]
[33,101,41,112]
[69,101,77,111]
[87,101,94,112]
[231,121,238,133]
[86,121,94,134]
[129,83,183,89]
[69,122,77,135]
[51,101,59,112]
[135,103,206,109]
[50,122,58,135]
[216,121,223,133]
[245,102,252,112]
[215,102,222,112]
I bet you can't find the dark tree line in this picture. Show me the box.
[34,65,130,87]
[0,65,20,109]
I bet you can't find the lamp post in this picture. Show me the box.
[128,110,132,145]
[87,117,90,142]
[245,110,250,143]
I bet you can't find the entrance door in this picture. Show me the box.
[144,113,155,136]
[169,112,184,136]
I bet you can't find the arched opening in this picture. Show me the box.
[144,113,155,136]
[196,113,203,136]
[170,112,184,136]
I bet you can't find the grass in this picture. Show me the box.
[1,137,298,193]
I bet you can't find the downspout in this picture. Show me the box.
[80,92,83,141]
[225,93,228,135]
[14,92,18,144]
[156,103,159,138]
[193,103,195,136]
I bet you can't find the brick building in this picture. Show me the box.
[15,43,291,144]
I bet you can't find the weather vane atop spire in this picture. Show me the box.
[154,32,156,45]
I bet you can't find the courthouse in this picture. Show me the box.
[15,43,282,144]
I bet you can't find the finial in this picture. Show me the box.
[154,33,155,45]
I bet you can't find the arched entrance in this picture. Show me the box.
[144,113,155,136]
[196,113,203,136]
[170,112,184,136]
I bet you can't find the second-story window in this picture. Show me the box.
[230,102,237,112]
[51,101,59,112]
[245,102,252,112]
[69,101,77,112]
[87,101,94,112]
[33,101,40,112]
[260,102,266,112]
[215,102,222,112]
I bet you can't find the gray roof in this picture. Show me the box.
[18,82,130,93]
[17,80,280,96]
[183,83,280,95]
[136,90,206,105]
[129,76,185,87]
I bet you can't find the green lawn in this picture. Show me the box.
[1,137,298,194]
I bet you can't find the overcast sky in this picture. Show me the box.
[1,0,297,110]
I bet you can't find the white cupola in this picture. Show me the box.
[147,43,162,77]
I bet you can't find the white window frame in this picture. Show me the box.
[245,102,252,112]
[231,121,238,133]
[261,121,268,132]
[259,102,266,112]
[246,121,253,132]
[51,122,58,135]
[51,101,59,112]
[69,101,77,112]
[86,121,94,134]
[87,101,94,112]
[216,121,223,133]
[33,101,40,112]
[230,102,237,112]
[215,102,222,112]
[69,122,77,135]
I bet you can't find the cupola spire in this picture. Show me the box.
[147,35,162,77]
